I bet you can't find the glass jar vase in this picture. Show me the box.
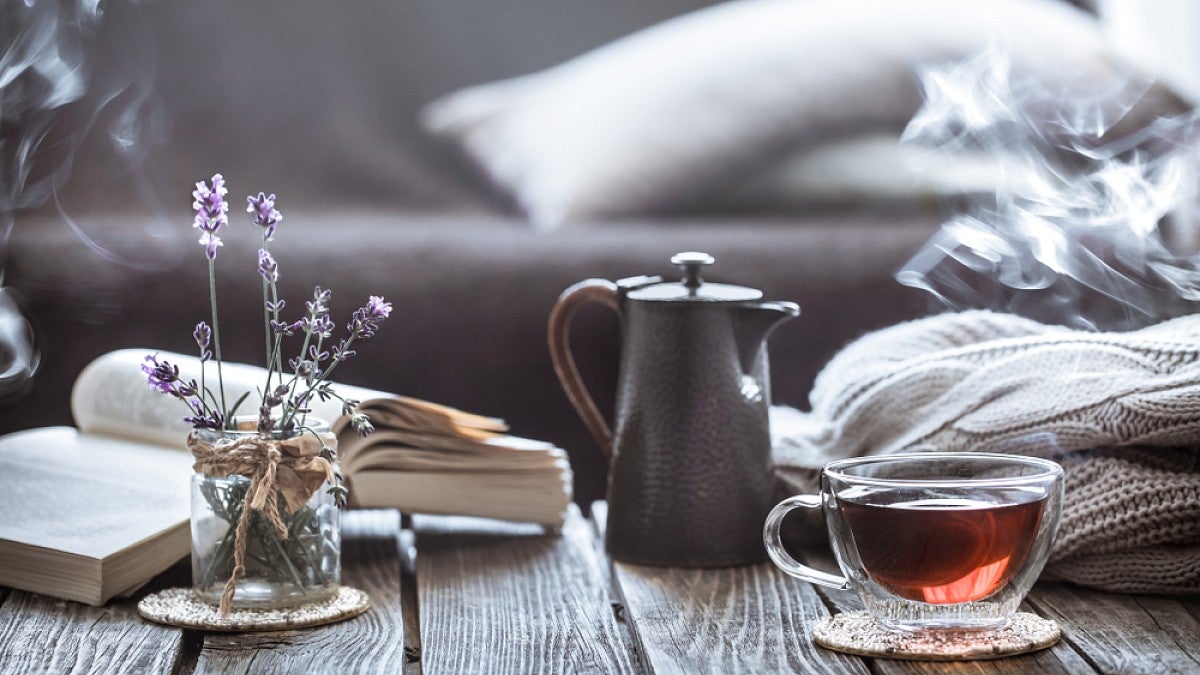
[190,417,341,609]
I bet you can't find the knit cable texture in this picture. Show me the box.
[771,310,1200,594]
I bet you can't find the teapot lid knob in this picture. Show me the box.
[670,251,715,289]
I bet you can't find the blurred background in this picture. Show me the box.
[3,0,1197,506]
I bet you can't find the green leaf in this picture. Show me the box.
[227,390,252,419]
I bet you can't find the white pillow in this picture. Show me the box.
[718,134,1017,208]
[421,0,1133,229]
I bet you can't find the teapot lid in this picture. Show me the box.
[625,252,762,303]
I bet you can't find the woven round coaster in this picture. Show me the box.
[812,611,1061,661]
[138,586,370,632]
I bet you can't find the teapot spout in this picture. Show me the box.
[735,301,800,374]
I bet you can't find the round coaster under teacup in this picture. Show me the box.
[813,611,1061,661]
[138,586,370,632]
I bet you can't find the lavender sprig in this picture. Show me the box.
[258,246,281,397]
[143,353,223,429]
[193,322,212,361]
[194,174,228,416]
[192,174,229,260]
[251,191,284,398]
[247,192,282,242]
[146,175,392,510]
[193,321,212,414]
[276,292,391,433]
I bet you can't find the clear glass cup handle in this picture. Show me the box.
[763,495,851,590]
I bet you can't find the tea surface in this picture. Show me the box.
[838,495,1045,604]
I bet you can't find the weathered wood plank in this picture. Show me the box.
[799,548,1097,674]
[415,504,635,674]
[194,509,407,674]
[612,559,867,675]
[1026,583,1200,675]
[0,586,185,674]
[596,500,861,674]
[599,509,865,675]
[1184,596,1200,625]
[595,497,859,672]
[398,527,422,675]
[588,502,648,673]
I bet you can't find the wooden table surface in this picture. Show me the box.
[2,504,1198,674]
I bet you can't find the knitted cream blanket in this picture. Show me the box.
[771,310,1200,594]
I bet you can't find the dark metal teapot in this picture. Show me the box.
[549,252,799,566]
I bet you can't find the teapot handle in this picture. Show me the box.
[548,279,619,458]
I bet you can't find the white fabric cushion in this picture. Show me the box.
[718,133,1020,208]
[421,0,1136,229]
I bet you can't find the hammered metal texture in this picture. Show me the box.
[605,301,778,566]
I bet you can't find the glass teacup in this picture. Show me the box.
[764,452,1063,633]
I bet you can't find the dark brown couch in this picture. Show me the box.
[0,0,938,504]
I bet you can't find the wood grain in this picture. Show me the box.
[194,510,407,675]
[0,591,184,674]
[596,499,863,675]
[1026,583,1200,675]
[612,560,867,675]
[399,527,422,675]
[588,502,648,673]
[415,504,635,674]
[1184,596,1200,625]
[597,497,864,667]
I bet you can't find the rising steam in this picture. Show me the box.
[897,48,1200,331]
[0,0,163,397]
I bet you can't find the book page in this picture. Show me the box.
[71,349,392,449]
[0,427,193,560]
[330,398,506,439]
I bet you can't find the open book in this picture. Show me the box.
[0,349,573,605]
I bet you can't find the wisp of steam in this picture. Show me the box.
[0,0,162,398]
[897,48,1200,331]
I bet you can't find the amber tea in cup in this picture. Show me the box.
[838,493,1046,605]
[764,452,1063,633]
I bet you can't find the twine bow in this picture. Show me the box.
[188,430,335,615]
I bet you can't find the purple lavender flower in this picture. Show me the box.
[310,314,334,339]
[270,319,295,336]
[178,379,200,398]
[142,354,181,396]
[198,231,223,260]
[246,192,283,241]
[265,299,286,313]
[257,403,276,434]
[257,249,278,283]
[331,340,356,362]
[289,357,314,380]
[193,322,212,361]
[192,174,229,260]
[327,481,348,509]
[349,412,375,437]
[305,286,331,316]
[340,399,360,416]
[288,392,312,415]
[184,410,225,430]
[264,385,288,409]
[348,295,392,338]
[365,295,392,320]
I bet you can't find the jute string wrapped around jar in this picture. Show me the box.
[188,430,336,615]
